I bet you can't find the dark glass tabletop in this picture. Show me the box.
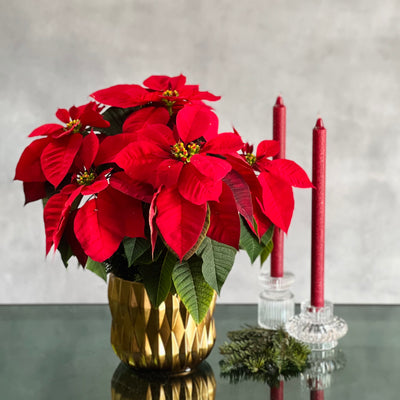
[1,304,399,399]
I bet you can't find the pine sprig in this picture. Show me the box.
[219,326,310,386]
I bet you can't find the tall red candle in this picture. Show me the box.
[311,118,326,308]
[270,381,284,400]
[271,96,286,278]
[310,390,324,400]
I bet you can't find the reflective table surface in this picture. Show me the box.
[1,304,399,399]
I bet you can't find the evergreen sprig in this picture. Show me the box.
[219,326,310,387]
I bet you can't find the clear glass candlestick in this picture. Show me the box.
[285,300,348,350]
[258,272,295,329]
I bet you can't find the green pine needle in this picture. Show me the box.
[219,326,310,386]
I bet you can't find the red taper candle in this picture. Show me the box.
[310,390,324,400]
[271,96,286,278]
[311,118,326,308]
[270,381,284,400]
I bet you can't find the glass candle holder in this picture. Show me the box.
[285,300,348,351]
[258,272,295,330]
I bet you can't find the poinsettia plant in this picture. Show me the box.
[15,74,312,323]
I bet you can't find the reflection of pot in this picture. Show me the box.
[111,361,216,400]
[108,274,217,373]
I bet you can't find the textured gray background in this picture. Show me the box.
[1,0,399,304]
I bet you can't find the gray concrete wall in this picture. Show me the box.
[1,0,399,304]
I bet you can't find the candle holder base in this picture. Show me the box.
[285,300,348,351]
[258,272,295,330]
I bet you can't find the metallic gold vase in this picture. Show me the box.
[111,361,216,400]
[108,274,217,373]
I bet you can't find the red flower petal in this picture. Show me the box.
[266,159,314,188]
[155,158,183,188]
[55,108,70,124]
[79,103,110,128]
[178,162,222,205]
[190,154,231,180]
[29,123,63,138]
[74,187,145,262]
[114,141,166,184]
[90,84,154,108]
[179,85,221,102]
[256,140,280,159]
[95,133,138,165]
[43,187,75,254]
[109,171,154,203]
[40,133,83,187]
[258,172,294,233]
[23,182,47,204]
[64,210,88,267]
[80,175,109,195]
[73,130,99,170]
[143,74,187,91]
[69,106,80,120]
[122,107,170,132]
[253,199,272,238]
[222,169,253,224]
[202,132,244,154]
[176,105,218,143]
[140,124,176,147]
[15,137,51,182]
[225,154,263,200]
[149,186,162,255]
[207,183,240,249]
[191,90,221,102]
[156,186,207,260]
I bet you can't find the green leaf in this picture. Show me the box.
[123,237,151,267]
[261,225,274,246]
[259,225,275,266]
[172,255,215,324]
[260,240,274,266]
[139,251,178,308]
[239,217,265,263]
[197,237,236,294]
[86,257,107,282]
[98,106,141,136]
[156,251,178,306]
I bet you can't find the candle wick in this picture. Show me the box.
[275,96,284,106]
[315,118,325,129]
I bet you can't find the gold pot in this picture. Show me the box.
[108,274,217,373]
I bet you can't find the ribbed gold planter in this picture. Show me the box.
[108,274,217,373]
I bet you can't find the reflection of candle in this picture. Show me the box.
[271,96,286,278]
[310,389,324,400]
[270,381,284,400]
[311,118,326,308]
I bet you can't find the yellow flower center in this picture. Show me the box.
[65,119,82,133]
[245,153,257,166]
[76,170,96,186]
[171,141,200,163]
[162,90,180,114]
[162,89,179,97]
